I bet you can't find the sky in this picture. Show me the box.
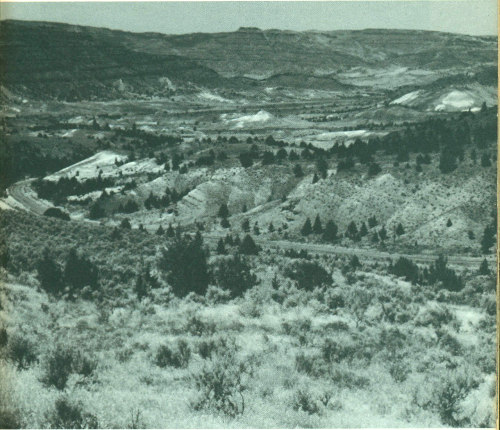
[0,1,497,36]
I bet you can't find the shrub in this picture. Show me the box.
[321,338,356,364]
[46,396,98,429]
[154,340,191,368]
[185,315,216,337]
[294,352,326,377]
[7,334,38,370]
[41,346,97,390]
[390,257,419,283]
[291,388,321,415]
[0,407,21,429]
[197,336,231,360]
[191,345,249,417]
[426,255,464,291]
[427,368,479,426]
[43,207,70,221]
[329,366,370,389]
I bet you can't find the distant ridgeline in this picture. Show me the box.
[0,20,496,100]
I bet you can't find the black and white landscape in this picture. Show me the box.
[0,9,497,429]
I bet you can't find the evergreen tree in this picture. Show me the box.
[395,223,405,236]
[166,223,175,238]
[253,223,260,235]
[316,159,328,179]
[446,219,452,227]
[156,225,165,235]
[439,150,457,173]
[355,223,366,239]
[221,218,230,228]
[481,153,491,167]
[240,234,260,255]
[313,214,323,234]
[134,269,149,301]
[120,218,131,229]
[268,222,275,233]
[241,219,250,233]
[368,162,382,177]
[312,173,319,184]
[217,203,229,218]
[158,233,209,297]
[37,248,64,295]
[379,226,388,241]
[371,232,379,243]
[481,224,495,254]
[63,248,98,293]
[322,220,338,242]
[368,216,378,228]
[216,238,226,255]
[346,221,358,240]
[301,217,312,236]
[293,164,304,178]
[212,255,257,298]
[478,259,490,275]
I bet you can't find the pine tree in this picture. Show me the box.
[322,220,338,242]
[156,225,165,235]
[221,218,230,228]
[446,219,452,227]
[301,218,312,236]
[268,222,275,233]
[253,223,260,235]
[312,173,319,184]
[313,214,323,234]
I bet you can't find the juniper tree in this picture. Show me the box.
[346,221,358,241]
[301,217,312,236]
[313,214,323,234]
[239,234,260,255]
[322,220,338,242]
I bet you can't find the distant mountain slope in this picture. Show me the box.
[0,20,496,100]
[0,20,225,100]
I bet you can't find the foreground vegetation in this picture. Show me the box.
[0,209,496,428]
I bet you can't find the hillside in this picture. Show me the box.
[0,21,496,100]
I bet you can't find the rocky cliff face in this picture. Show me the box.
[0,20,496,100]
